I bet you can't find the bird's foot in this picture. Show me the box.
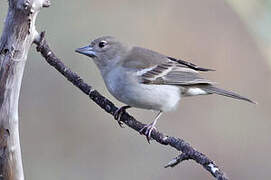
[139,122,157,143]
[114,106,131,128]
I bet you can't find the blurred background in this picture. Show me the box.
[0,0,271,179]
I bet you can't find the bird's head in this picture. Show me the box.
[76,36,130,70]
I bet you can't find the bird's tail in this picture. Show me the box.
[201,86,256,104]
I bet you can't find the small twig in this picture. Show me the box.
[34,31,228,180]
[165,153,190,168]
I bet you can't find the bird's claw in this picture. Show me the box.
[139,123,157,143]
[114,106,131,128]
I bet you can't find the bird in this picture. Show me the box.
[75,36,255,143]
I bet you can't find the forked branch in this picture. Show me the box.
[0,0,50,179]
[35,32,228,180]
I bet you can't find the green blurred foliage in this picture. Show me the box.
[227,0,271,66]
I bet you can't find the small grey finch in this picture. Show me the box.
[76,36,255,143]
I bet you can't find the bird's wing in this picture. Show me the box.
[167,56,215,72]
[139,60,214,86]
[121,47,214,85]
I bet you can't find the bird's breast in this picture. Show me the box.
[103,67,181,112]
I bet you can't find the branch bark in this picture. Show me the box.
[0,1,50,179]
[35,32,229,180]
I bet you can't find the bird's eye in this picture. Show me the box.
[98,41,107,48]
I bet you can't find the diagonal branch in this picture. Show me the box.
[34,31,228,180]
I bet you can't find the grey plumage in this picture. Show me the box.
[140,61,213,85]
[200,86,256,104]
[75,36,256,142]
[123,47,255,104]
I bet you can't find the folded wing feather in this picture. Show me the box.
[140,61,214,86]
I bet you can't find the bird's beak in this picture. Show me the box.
[75,45,96,58]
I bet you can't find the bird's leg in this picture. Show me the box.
[114,105,131,128]
[139,111,163,143]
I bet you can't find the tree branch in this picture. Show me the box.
[34,31,228,180]
[0,1,50,179]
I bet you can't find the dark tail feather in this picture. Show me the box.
[201,86,256,104]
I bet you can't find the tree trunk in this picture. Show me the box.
[0,0,50,179]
